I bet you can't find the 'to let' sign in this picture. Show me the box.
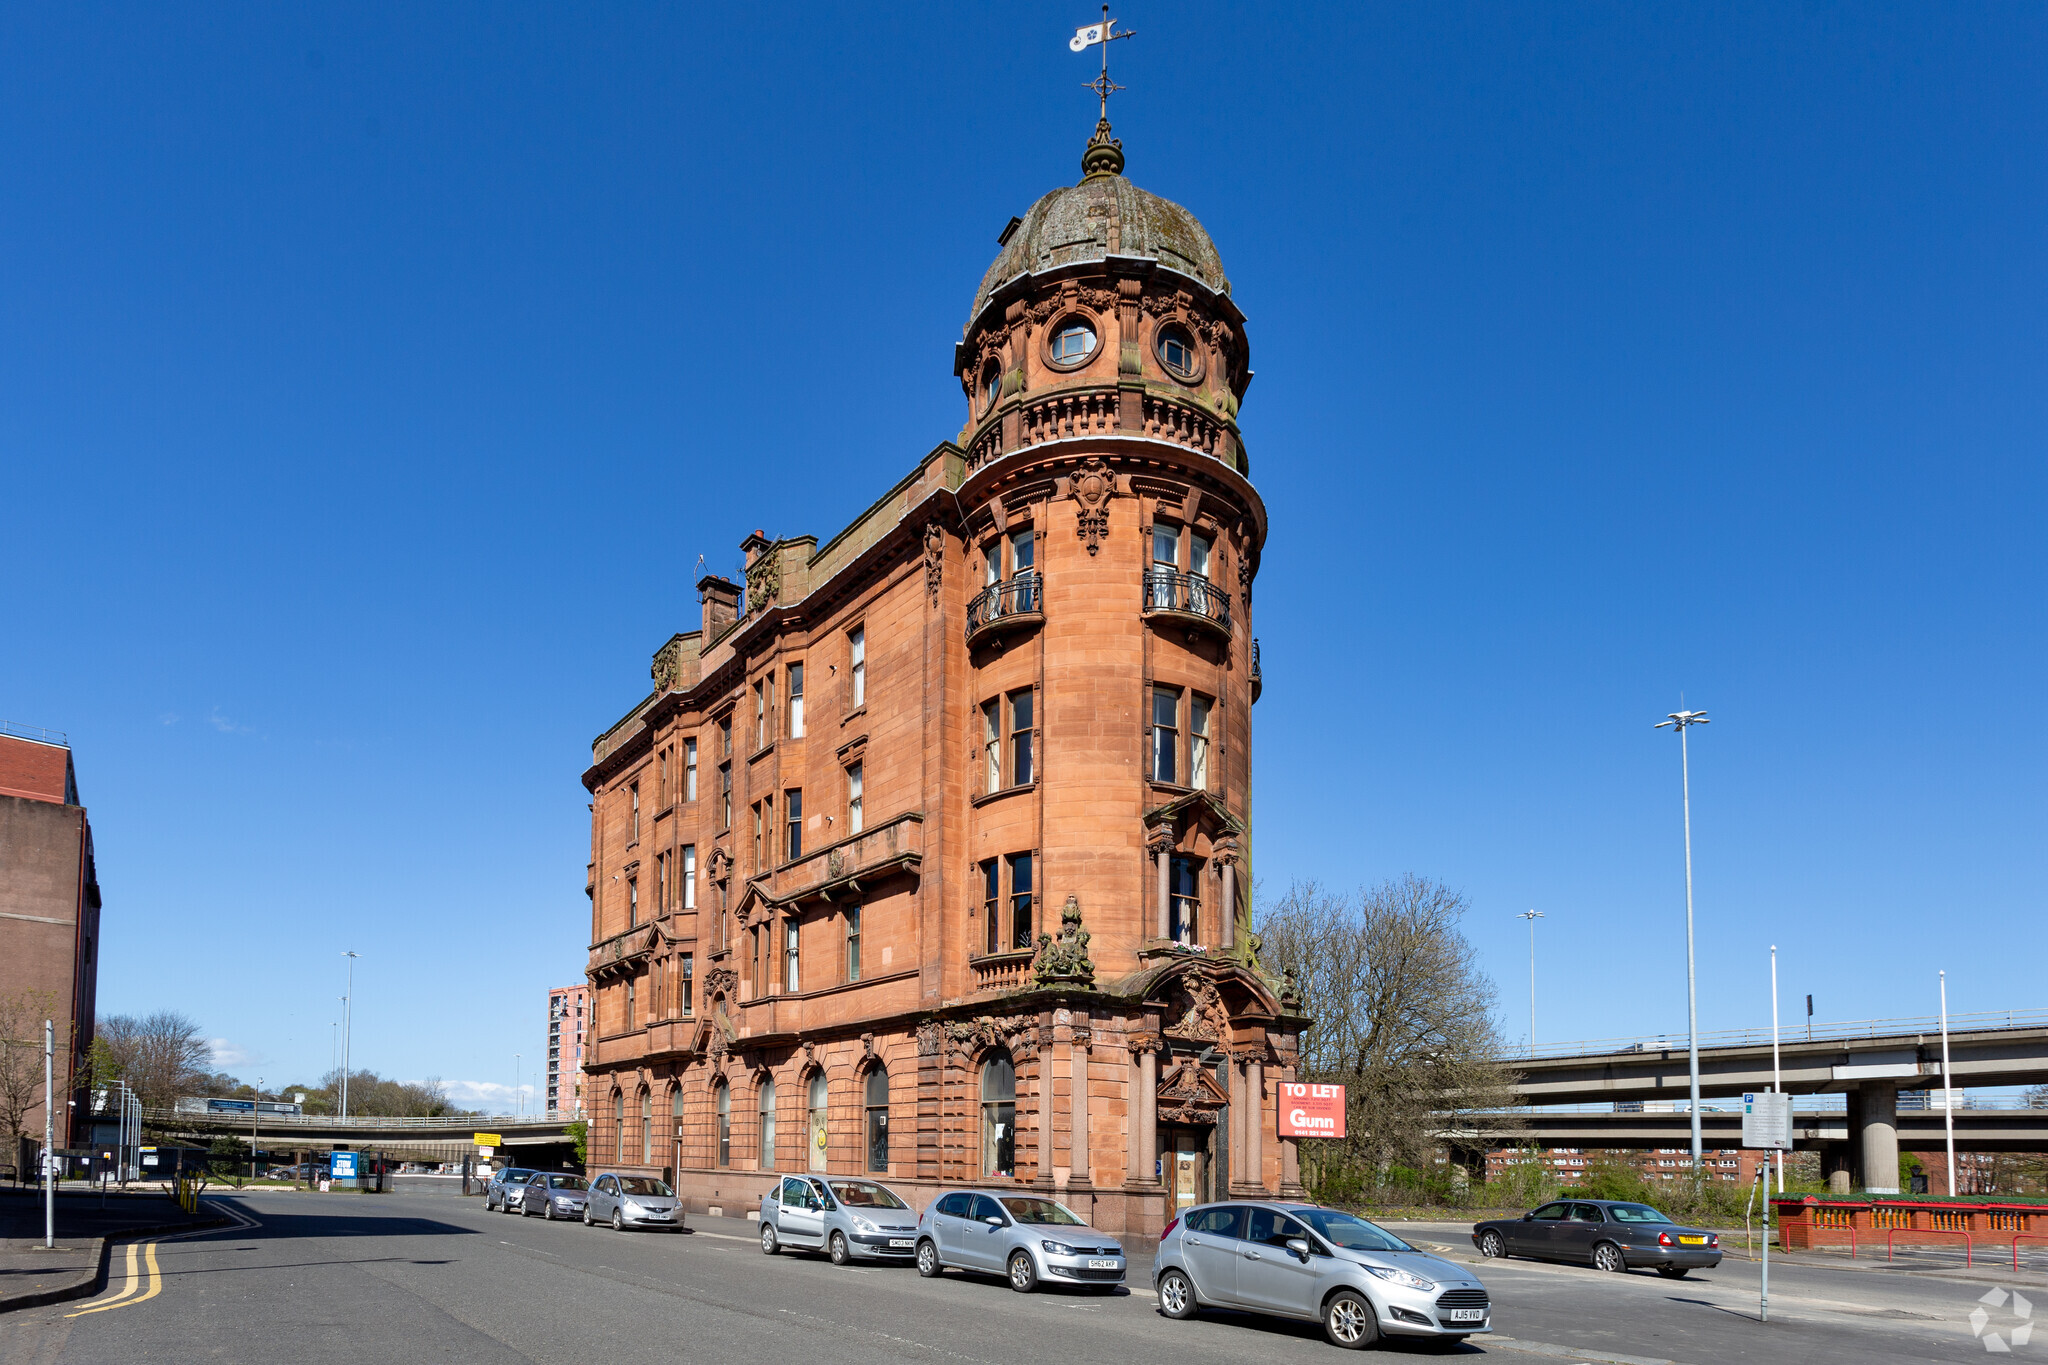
[1278,1083,1347,1138]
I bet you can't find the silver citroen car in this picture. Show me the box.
[583,1173,684,1231]
[914,1189,1127,1293]
[757,1175,921,1264]
[1155,1201,1491,1349]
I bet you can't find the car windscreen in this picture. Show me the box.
[616,1177,672,1196]
[1296,1209,1413,1252]
[547,1175,588,1190]
[1604,1203,1671,1224]
[500,1169,536,1182]
[998,1197,1084,1226]
[828,1180,910,1210]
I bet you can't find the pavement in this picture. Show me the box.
[2,1185,2034,1364]
[0,1188,226,1314]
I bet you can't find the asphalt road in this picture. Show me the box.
[3,1190,2031,1365]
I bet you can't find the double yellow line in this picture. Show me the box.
[65,1238,164,1317]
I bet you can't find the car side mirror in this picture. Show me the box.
[984,1215,1004,1227]
[1521,1213,1533,1221]
[1285,1237,1311,1260]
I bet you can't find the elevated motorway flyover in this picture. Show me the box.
[1505,1008,2048,1192]
[144,1111,578,1167]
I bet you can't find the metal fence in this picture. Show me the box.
[1525,1006,2048,1061]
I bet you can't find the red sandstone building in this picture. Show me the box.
[577,121,1303,1234]
[0,724,102,1162]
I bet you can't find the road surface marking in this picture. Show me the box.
[66,1241,162,1317]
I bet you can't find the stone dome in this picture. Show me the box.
[967,124,1229,329]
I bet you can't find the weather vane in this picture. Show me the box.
[1069,6,1137,120]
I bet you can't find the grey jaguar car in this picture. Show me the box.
[518,1172,589,1221]
[1155,1201,1491,1350]
[757,1175,921,1264]
[1472,1199,1722,1277]
[914,1189,1126,1293]
[584,1173,684,1231]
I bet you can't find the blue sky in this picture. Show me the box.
[4,3,2042,1108]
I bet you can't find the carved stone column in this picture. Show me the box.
[1129,1042,1160,1187]
[1071,1023,1091,1184]
[1244,1056,1264,1192]
[1217,849,1239,951]
[1149,833,1174,942]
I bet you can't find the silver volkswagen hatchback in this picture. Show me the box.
[915,1189,1126,1293]
[757,1175,921,1264]
[583,1173,684,1231]
[1156,1202,1490,1349]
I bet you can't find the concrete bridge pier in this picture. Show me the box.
[1823,1143,1853,1193]
[1855,1080,1901,1195]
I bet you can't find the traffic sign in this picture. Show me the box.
[330,1151,360,1179]
[473,1132,503,1147]
[1742,1092,1792,1150]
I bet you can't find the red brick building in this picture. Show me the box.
[0,724,102,1159]
[578,121,1303,1234]
[545,983,590,1117]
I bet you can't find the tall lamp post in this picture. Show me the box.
[1515,910,1544,1056]
[341,952,360,1119]
[1655,707,1710,1176]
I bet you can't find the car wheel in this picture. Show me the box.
[1007,1251,1038,1293]
[612,1208,625,1232]
[760,1222,779,1255]
[1157,1268,1198,1319]
[582,1206,593,1226]
[829,1231,850,1266]
[1479,1230,1507,1259]
[542,1202,556,1221]
[916,1239,942,1277]
[1323,1289,1379,1350]
[1593,1241,1627,1273]
[1657,1266,1690,1280]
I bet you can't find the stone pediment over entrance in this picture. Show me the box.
[1156,1057,1230,1127]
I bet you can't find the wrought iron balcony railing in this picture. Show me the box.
[1143,570,1232,637]
[966,574,1044,644]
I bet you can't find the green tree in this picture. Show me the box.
[566,1119,588,1167]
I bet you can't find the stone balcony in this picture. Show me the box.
[965,383,1244,473]
[1142,569,1232,641]
[965,575,1044,648]
[748,811,924,910]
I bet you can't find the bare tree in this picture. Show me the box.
[96,1011,214,1112]
[0,989,66,1162]
[1256,877,1521,1196]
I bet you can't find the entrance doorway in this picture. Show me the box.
[1158,1123,1212,1210]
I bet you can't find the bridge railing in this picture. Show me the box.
[1522,1006,2048,1061]
[1479,1095,2046,1116]
[145,1109,561,1130]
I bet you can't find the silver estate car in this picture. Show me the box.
[1155,1201,1491,1350]
[518,1172,589,1221]
[483,1166,539,1211]
[915,1189,1127,1293]
[758,1175,921,1265]
[583,1173,684,1231]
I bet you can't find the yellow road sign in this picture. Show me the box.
[473,1132,503,1146]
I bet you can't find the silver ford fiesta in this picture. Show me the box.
[1155,1201,1491,1349]
[914,1189,1126,1293]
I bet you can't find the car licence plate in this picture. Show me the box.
[1446,1309,1485,1323]
[1678,1236,1706,1245]
[1088,1259,1120,1270]
[889,1238,914,1248]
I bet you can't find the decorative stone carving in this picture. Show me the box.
[1057,456,1118,557]
[801,1040,817,1067]
[704,966,737,1000]
[745,544,780,616]
[1164,975,1229,1043]
[1079,286,1119,311]
[1280,966,1302,1009]
[651,637,684,692]
[1155,1057,1229,1127]
[1031,894,1095,987]
[708,846,732,885]
[861,1031,876,1059]
[916,1020,944,1057]
[923,523,946,605]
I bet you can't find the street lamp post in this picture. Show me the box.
[1770,945,1784,1194]
[1655,707,1710,1177]
[1515,910,1544,1056]
[341,952,359,1119]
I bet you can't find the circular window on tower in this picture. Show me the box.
[1046,317,1099,369]
[1156,324,1202,384]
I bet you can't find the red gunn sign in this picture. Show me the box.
[1278,1083,1347,1138]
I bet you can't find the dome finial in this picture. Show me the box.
[1081,117,1125,180]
